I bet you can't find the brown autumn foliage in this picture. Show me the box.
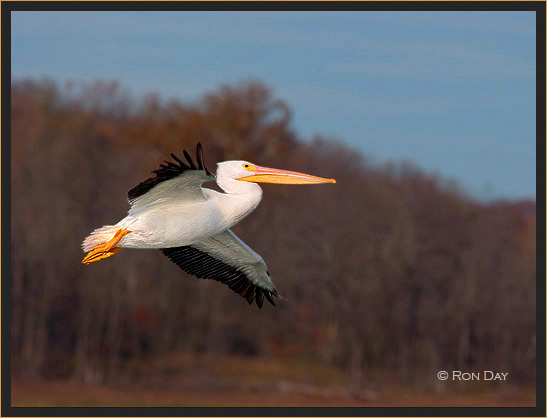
[10,78,536,387]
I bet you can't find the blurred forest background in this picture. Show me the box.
[10,78,536,406]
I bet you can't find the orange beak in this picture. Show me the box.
[237,165,336,185]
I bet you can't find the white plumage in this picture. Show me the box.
[82,144,335,307]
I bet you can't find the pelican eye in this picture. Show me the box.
[243,163,256,171]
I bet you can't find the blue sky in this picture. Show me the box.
[11,11,536,200]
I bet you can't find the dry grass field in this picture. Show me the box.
[11,379,536,407]
[11,353,535,408]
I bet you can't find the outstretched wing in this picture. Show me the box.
[127,143,214,214]
[162,230,278,308]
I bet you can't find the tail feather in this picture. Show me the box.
[82,225,119,252]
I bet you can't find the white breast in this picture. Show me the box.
[116,186,263,249]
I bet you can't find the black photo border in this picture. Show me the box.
[2,1,545,417]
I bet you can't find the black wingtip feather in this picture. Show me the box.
[162,245,278,309]
[196,143,209,174]
[128,144,211,200]
[256,289,265,308]
[245,284,257,304]
[171,153,185,167]
[265,291,276,306]
[183,149,196,169]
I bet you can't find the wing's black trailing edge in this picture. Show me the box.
[161,246,278,308]
[128,143,211,201]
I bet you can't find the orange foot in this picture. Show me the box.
[82,228,131,264]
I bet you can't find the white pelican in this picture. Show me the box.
[82,144,336,308]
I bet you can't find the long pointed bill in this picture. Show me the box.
[237,165,336,185]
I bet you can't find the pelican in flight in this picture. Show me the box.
[82,144,336,308]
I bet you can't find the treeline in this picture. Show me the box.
[10,79,536,386]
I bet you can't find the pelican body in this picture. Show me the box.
[82,144,335,308]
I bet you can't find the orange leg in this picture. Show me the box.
[82,228,131,264]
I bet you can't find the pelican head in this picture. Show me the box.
[217,160,336,185]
